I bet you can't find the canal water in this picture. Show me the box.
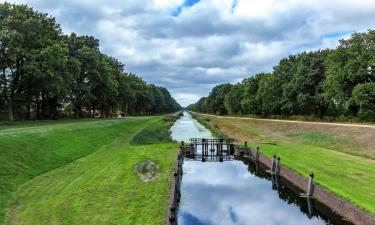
[170,111,351,225]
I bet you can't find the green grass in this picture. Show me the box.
[191,115,229,139]
[288,131,335,142]
[0,117,178,224]
[0,118,103,130]
[287,131,353,149]
[192,113,375,215]
[131,117,175,145]
[257,143,375,215]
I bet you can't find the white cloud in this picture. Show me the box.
[3,0,375,106]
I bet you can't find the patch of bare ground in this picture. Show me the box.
[134,161,159,182]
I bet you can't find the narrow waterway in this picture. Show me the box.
[170,111,351,225]
[171,112,213,141]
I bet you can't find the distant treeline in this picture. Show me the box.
[0,3,180,121]
[188,30,375,121]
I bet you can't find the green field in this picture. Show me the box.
[0,117,178,225]
[192,112,375,215]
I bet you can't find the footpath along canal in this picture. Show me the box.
[170,111,352,225]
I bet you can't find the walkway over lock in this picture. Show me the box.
[179,138,259,162]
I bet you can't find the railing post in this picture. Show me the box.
[271,155,276,174]
[169,203,176,224]
[307,173,314,197]
[275,157,281,176]
[170,167,179,225]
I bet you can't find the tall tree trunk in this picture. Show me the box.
[27,103,31,120]
[125,102,128,116]
[78,106,82,118]
[36,97,41,119]
[101,106,105,118]
[8,95,14,121]
[74,105,79,118]
[74,100,81,118]
[92,104,96,118]
[41,91,46,119]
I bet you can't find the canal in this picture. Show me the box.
[170,111,351,225]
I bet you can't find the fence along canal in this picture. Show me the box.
[168,111,353,225]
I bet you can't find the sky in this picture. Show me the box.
[4,0,375,106]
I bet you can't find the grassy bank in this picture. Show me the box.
[192,115,229,139]
[191,112,375,215]
[0,118,102,130]
[0,117,178,224]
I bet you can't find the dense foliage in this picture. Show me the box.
[188,30,375,121]
[0,3,180,120]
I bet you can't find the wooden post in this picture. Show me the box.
[271,155,276,174]
[307,173,314,197]
[275,157,281,175]
[170,169,179,224]
[170,204,176,222]
[255,147,260,161]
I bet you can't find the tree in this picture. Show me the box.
[65,34,101,117]
[187,97,207,112]
[277,51,329,117]
[325,30,375,116]
[349,83,375,121]
[24,41,71,117]
[241,75,262,115]
[189,30,375,121]
[255,74,281,116]
[224,83,243,114]
[205,84,232,115]
[0,3,181,121]
[117,72,135,116]
[0,3,64,120]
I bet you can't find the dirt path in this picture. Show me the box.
[193,112,375,129]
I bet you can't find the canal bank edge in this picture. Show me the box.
[252,149,375,225]
[164,112,183,225]
[165,151,182,225]
[189,111,374,225]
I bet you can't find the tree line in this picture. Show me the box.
[188,30,375,121]
[0,3,180,121]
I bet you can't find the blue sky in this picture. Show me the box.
[5,0,375,106]
[172,0,201,16]
[321,31,354,39]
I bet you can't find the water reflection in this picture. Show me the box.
[172,112,351,225]
[170,111,213,142]
[179,160,332,225]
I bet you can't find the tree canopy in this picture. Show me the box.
[0,3,180,120]
[188,30,375,121]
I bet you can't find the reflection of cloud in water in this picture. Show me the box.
[178,161,325,225]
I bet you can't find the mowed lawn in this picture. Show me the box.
[192,112,375,215]
[0,117,178,225]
